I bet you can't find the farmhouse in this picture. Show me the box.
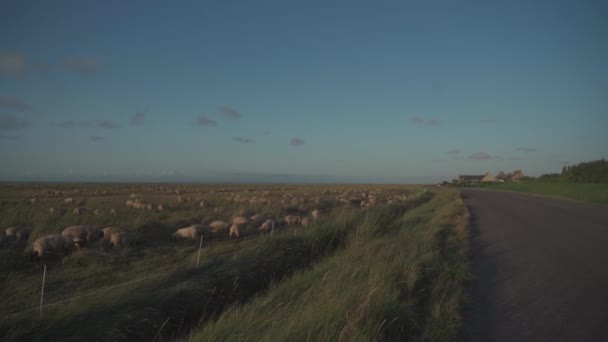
[458,175,484,183]
[481,172,496,182]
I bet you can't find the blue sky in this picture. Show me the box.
[1,0,607,183]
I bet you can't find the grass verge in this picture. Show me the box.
[187,189,469,341]
[483,182,608,205]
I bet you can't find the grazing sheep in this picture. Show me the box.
[199,201,207,208]
[229,224,242,238]
[61,225,103,243]
[156,204,164,212]
[5,226,33,241]
[258,220,275,233]
[73,207,87,216]
[146,204,153,211]
[209,220,230,233]
[102,226,118,239]
[30,198,37,205]
[110,208,117,216]
[49,207,55,214]
[239,209,255,217]
[110,232,138,248]
[301,217,310,227]
[213,207,224,214]
[31,234,69,258]
[250,214,266,226]
[93,209,100,215]
[172,225,207,240]
[283,215,301,226]
[126,200,134,207]
[312,210,321,221]
[64,197,73,204]
[232,216,248,226]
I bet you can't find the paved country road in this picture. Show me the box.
[461,189,608,342]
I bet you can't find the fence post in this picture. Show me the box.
[40,264,47,317]
[196,236,204,266]
[270,221,275,239]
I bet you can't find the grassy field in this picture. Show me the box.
[483,182,608,205]
[0,183,469,341]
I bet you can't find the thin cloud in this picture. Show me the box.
[410,116,440,126]
[51,120,120,129]
[89,135,104,142]
[196,115,217,126]
[63,56,103,76]
[468,152,493,160]
[0,96,29,111]
[0,50,26,78]
[221,106,242,120]
[446,149,460,155]
[232,137,255,144]
[0,114,31,130]
[515,147,537,152]
[130,112,145,126]
[97,120,120,129]
[409,116,424,124]
[290,137,305,146]
[426,118,440,126]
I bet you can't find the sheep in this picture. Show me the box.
[283,215,301,226]
[93,209,100,215]
[61,225,103,243]
[64,197,73,204]
[172,225,208,240]
[110,232,138,248]
[213,207,224,214]
[311,210,321,221]
[199,201,207,208]
[146,204,153,211]
[126,200,134,207]
[49,207,55,214]
[31,234,69,258]
[258,220,275,233]
[156,204,164,212]
[232,216,249,226]
[102,226,118,239]
[250,214,266,226]
[209,220,230,233]
[5,226,33,241]
[30,198,37,205]
[110,208,117,216]
[301,217,310,227]
[73,207,87,216]
[229,224,242,238]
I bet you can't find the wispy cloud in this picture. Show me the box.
[0,114,31,130]
[515,147,536,152]
[51,120,120,129]
[0,96,29,111]
[221,106,242,120]
[196,115,217,126]
[446,149,460,155]
[63,56,103,76]
[410,116,440,126]
[0,50,26,79]
[232,137,255,144]
[290,137,305,146]
[89,135,104,142]
[467,152,493,160]
[130,112,145,126]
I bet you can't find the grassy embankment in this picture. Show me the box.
[1,188,469,341]
[483,182,608,205]
[187,188,470,341]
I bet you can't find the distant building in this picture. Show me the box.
[458,175,484,183]
[481,172,496,182]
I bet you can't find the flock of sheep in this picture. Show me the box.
[2,208,322,260]
[2,186,414,261]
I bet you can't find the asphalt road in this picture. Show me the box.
[462,189,608,342]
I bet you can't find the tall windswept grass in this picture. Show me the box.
[187,189,469,341]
